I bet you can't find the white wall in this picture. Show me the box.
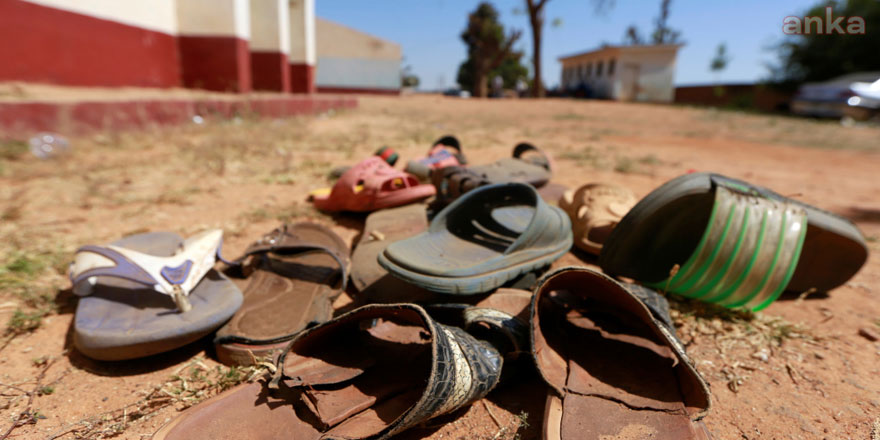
[249,0,290,53]
[560,51,619,99]
[288,0,315,64]
[177,0,250,38]
[24,0,178,34]
[617,50,678,102]
[315,18,401,60]
[561,47,679,102]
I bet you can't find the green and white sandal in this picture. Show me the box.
[599,173,868,311]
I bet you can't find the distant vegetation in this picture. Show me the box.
[771,0,880,83]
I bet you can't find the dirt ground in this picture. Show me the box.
[1,94,879,439]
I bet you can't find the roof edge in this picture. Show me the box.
[558,43,684,61]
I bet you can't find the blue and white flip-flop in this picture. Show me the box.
[69,230,242,361]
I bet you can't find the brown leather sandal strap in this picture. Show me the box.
[229,223,350,291]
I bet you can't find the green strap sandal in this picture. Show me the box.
[599,172,868,311]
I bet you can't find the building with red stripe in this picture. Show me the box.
[0,0,401,95]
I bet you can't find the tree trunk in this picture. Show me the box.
[474,64,488,98]
[529,11,545,97]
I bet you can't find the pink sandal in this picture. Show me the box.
[310,156,435,212]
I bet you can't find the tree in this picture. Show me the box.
[710,43,731,96]
[622,25,644,45]
[457,46,528,94]
[622,0,681,46]
[651,0,681,44]
[709,43,731,75]
[401,63,419,88]
[524,0,612,97]
[457,3,522,97]
[771,0,880,83]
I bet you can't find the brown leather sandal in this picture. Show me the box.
[349,203,440,304]
[531,267,712,440]
[155,292,530,440]
[559,183,637,255]
[214,222,350,366]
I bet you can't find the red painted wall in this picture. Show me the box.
[0,0,181,87]
[179,36,252,93]
[290,64,316,94]
[251,52,290,92]
[675,84,794,113]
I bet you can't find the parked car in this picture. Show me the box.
[844,79,880,122]
[791,72,880,118]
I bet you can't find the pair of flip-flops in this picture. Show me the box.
[153,267,711,440]
[560,172,868,311]
[69,223,350,363]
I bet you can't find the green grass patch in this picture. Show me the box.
[5,308,48,336]
[0,140,28,160]
[553,112,587,121]
[558,146,605,169]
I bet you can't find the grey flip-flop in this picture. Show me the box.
[378,183,573,294]
[71,232,242,361]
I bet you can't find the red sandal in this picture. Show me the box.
[310,156,435,212]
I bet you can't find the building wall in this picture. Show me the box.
[675,84,794,112]
[24,0,178,34]
[315,18,401,92]
[0,0,181,87]
[560,46,679,102]
[288,0,316,93]
[176,0,251,92]
[617,50,677,102]
[0,0,400,95]
[249,0,290,91]
[560,50,620,99]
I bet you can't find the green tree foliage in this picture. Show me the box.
[710,43,731,73]
[457,52,528,92]
[622,0,680,46]
[772,0,880,82]
[401,64,419,88]
[456,2,523,97]
[623,25,644,45]
[651,0,681,44]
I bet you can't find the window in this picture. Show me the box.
[596,61,604,77]
[586,62,592,77]
[608,58,616,75]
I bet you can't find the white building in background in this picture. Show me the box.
[559,44,682,102]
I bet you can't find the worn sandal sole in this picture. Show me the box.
[214,223,350,366]
[599,172,867,310]
[378,242,570,295]
[74,232,242,361]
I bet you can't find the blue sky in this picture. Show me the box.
[317,0,817,89]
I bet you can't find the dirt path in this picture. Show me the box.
[1,95,879,439]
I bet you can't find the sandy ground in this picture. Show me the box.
[1,95,879,439]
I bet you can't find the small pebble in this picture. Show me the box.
[858,327,880,342]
